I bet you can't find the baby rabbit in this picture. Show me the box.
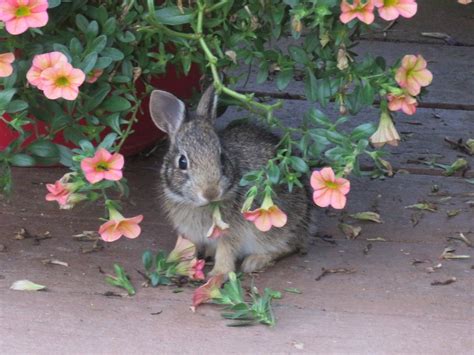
[149,86,310,276]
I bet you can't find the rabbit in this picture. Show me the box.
[149,85,310,276]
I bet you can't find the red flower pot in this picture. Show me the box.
[0,64,201,157]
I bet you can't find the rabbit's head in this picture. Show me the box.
[149,86,237,207]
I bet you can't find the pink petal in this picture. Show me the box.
[335,178,351,195]
[310,171,326,190]
[413,69,433,87]
[119,221,141,239]
[397,2,417,18]
[254,212,272,232]
[60,86,79,101]
[68,68,86,85]
[388,98,402,112]
[269,207,287,228]
[96,148,112,162]
[0,62,13,77]
[413,55,427,71]
[401,55,417,69]
[108,153,124,170]
[330,190,347,209]
[99,223,123,242]
[84,171,105,184]
[339,12,356,24]
[103,169,123,181]
[25,10,48,28]
[243,210,261,222]
[320,167,335,182]
[0,53,15,63]
[42,85,63,100]
[80,157,96,173]
[402,101,417,115]
[5,17,29,35]
[377,7,400,21]
[356,11,375,24]
[313,188,332,208]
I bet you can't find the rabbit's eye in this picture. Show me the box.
[178,155,188,170]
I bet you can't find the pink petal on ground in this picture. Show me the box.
[99,221,123,242]
[119,221,141,239]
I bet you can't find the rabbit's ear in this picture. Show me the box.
[149,90,186,137]
[196,85,218,123]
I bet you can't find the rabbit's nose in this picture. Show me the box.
[202,187,221,202]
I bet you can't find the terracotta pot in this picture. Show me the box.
[0,63,201,157]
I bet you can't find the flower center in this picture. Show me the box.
[96,162,109,171]
[15,6,31,17]
[384,0,398,6]
[55,76,70,87]
[325,181,340,189]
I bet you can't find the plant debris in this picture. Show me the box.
[444,137,474,156]
[81,239,104,253]
[366,237,386,242]
[440,247,471,260]
[447,233,472,247]
[105,264,136,296]
[292,342,305,350]
[339,223,361,239]
[446,209,461,218]
[284,287,302,294]
[411,259,429,265]
[405,203,437,212]
[363,243,373,255]
[41,259,69,267]
[431,277,456,286]
[426,263,442,273]
[315,267,356,281]
[96,291,124,298]
[349,211,383,223]
[10,280,46,291]
[14,228,52,245]
[410,212,424,227]
[443,158,469,176]
[151,310,163,315]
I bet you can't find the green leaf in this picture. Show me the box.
[102,96,131,112]
[351,123,376,141]
[304,69,317,102]
[80,52,98,73]
[27,140,59,158]
[86,20,99,38]
[289,156,308,173]
[98,133,117,150]
[75,14,89,33]
[267,162,280,184]
[155,6,194,26]
[256,61,269,84]
[57,145,73,167]
[95,56,113,69]
[10,154,35,167]
[142,250,153,271]
[0,88,16,110]
[48,0,61,8]
[101,48,124,61]
[6,100,28,113]
[276,68,293,90]
[325,130,346,145]
[103,17,117,35]
[89,35,107,54]
[117,31,136,43]
[83,84,111,111]
[288,45,308,65]
[284,287,302,294]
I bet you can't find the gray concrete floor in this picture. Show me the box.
[1,1,473,354]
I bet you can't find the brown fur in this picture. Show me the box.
[150,87,311,275]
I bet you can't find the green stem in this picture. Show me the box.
[116,100,141,153]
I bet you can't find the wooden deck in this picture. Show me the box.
[0,1,473,354]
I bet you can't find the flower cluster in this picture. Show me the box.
[340,0,418,25]
[26,52,85,101]
[0,0,49,35]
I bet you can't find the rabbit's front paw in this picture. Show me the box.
[241,254,274,273]
[208,265,234,278]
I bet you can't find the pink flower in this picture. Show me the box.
[340,0,375,25]
[0,0,49,35]
[166,235,196,263]
[0,53,15,77]
[243,195,287,232]
[80,148,124,184]
[45,180,70,206]
[192,274,224,308]
[27,52,68,89]
[387,92,418,115]
[395,54,433,96]
[206,204,229,239]
[311,167,350,209]
[40,62,85,100]
[176,258,206,280]
[86,69,104,84]
[374,0,417,21]
[98,208,143,242]
[369,110,401,148]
